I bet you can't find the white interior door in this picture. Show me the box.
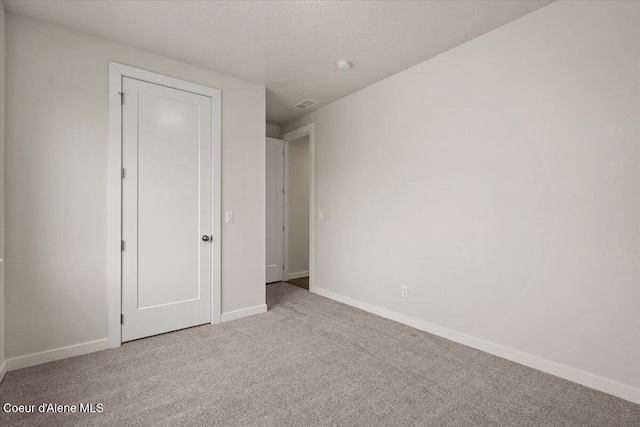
[266,137,284,283]
[122,77,213,342]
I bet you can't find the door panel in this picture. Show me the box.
[266,138,284,283]
[138,93,201,308]
[122,77,212,341]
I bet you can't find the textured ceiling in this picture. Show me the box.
[5,0,554,125]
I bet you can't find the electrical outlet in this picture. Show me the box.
[401,286,408,298]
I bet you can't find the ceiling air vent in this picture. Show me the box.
[294,99,318,109]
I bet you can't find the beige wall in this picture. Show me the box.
[287,136,309,277]
[283,0,640,397]
[266,124,280,138]
[0,2,6,378]
[5,14,265,360]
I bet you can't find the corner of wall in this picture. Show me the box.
[266,123,281,138]
[280,112,316,136]
[0,0,7,382]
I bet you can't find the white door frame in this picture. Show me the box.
[281,124,315,292]
[108,62,221,348]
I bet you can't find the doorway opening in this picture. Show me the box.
[265,124,315,292]
[284,135,310,290]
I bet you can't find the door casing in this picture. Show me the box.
[108,62,221,348]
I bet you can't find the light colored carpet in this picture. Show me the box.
[1,282,638,426]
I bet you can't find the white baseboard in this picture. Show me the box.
[0,360,6,383]
[6,339,109,372]
[313,287,640,405]
[4,304,267,371]
[288,271,309,280]
[221,304,268,322]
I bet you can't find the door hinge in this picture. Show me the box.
[283,226,285,231]
[283,188,285,194]
[282,265,284,270]
[119,92,125,105]
[121,314,124,325]
[121,168,125,179]
[121,240,125,251]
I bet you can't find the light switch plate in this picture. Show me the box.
[225,212,234,223]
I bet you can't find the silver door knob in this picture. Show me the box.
[202,235,211,242]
